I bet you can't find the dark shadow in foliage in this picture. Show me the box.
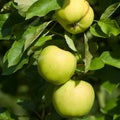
[18,100,36,112]
[109,48,120,60]
[1,13,24,37]
[102,96,120,120]
[0,74,18,95]
[104,114,113,120]
[0,0,10,10]
[25,65,56,119]
[0,107,6,113]
[25,65,54,106]
[2,62,19,76]
[56,0,64,7]
[111,3,120,18]
[94,65,120,84]
[95,0,120,17]
[42,37,72,53]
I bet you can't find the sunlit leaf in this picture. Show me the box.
[89,57,104,70]
[64,34,77,52]
[84,34,93,73]
[27,35,53,56]
[0,110,14,120]
[100,51,120,68]
[3,39,24,67]
[14,0,38,16]
[98,19,120,37]
[26,0,63,19]
[90,23,108,38]
[33,35,53,48]
[24,21,51,51]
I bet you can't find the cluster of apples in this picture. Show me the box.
[37,45,95,117]
[55,0,94,34]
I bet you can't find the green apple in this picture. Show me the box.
[37,45,77,85]
[55,0,94,34]
[52,79,95,117]
[77,6,94,30]
[55,0,89,24]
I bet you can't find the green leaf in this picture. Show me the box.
[14,0,38,16]
[0,13,10,40]
[0,110,14,120]
[26,0,63,19]
[2,57,28,75]
[3,39,24,67]
[27,35,53,56]
[24,21,51,51]
[84,34,93,73]
[101,98,118,114]
[33,35,53,48]
[100,51,120,68]
[89,57,104,70]
[64,34,77,52]
[3,21,49,67]
[90,23,108,38]
[102,81,118,94]
[100,2,120,20]
[114,115,120,120]
[94,116,104,120]
[3,21,51,71]
[1,13,24,38]
[14,57,29,72]
[98,19,120,37]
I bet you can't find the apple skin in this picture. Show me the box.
[55,0,94,34]
[37,45,77,85]
[77,6,94,30]
[52,79,95,117]
[55,0,89,24]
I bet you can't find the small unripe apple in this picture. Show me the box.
[55,0,94,34]
[52,79,95,117]
[37,45,77,85]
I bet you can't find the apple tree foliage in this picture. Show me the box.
[0,0,120,120]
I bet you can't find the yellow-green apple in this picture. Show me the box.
[37,45,77,85]
[52,79,95,117]
[55,0,94,34]
[56,0,89,24]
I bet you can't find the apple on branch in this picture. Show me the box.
[55,0,94,34]
[52,79,95,117]
[37,45,77,85]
